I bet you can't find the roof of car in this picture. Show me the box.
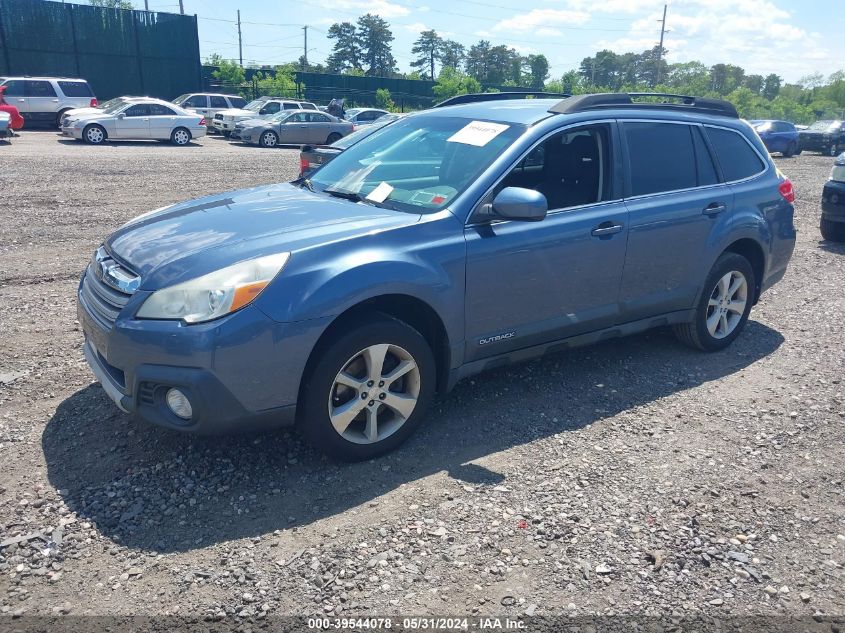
[1,76,88,82]
[423,99,560,125]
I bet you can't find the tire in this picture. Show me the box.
[222,131,231,138]
[831,143,840,157]
[56,109,71,129]
[783,142,796,158]
[326,132,342,144]
[260,130,279,148]
[171,127,191,146]
[298,313,436,461]
[820,218,845,242]
[673,252,755,352]
[83,124,106,145]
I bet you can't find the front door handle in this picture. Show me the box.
[591,221,623,237]
[703,202,727,216]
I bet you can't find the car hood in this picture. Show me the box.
[238,117,273,128]
[70,111,113,123]
[218,108,261,118]
[66,106,100,117]
[106,182,421,289]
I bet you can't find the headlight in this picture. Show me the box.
[831,165,845,183]
[136,253,290,323]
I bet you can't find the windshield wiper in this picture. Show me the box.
[297,178,314,192]
[323,188,364,203]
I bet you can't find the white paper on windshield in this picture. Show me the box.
[447,120,510,146]
[366,181,394,203]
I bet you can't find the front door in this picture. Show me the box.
[464,123,629,361]
[1,80,27,115]
[115,103,151,139]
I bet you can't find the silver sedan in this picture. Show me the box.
[234,110,353,148]
[63,99,206,145]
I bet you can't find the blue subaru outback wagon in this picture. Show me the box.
[78,92,796,460]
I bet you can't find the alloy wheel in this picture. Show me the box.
[86,126,104,143]
[328,343,421,445]
[173,129,190,145]
[706,270,748,339]
[262,131,278,147]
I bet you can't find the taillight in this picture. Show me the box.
[299,156,310,175]
[779,177,795,203]
[90,98,98,107]
[199,118,206,126]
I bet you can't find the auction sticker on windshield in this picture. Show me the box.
[366,181,394,203]
[448,121,510,146]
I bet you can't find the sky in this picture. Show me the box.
[148,0,843,83]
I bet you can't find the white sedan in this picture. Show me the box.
[62,99,206,145]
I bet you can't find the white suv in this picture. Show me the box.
[172,93,247,125]
[0,77,97,128]
[212,96,318,135]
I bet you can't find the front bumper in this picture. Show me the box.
[822,180,845,221]
[77,274,331,434]
[800,136,835,152]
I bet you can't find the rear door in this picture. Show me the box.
[307,111,332,143]
[148,103,178,139]
[619,120,732,321]
[115,103,151,138]
[25,80,58,122]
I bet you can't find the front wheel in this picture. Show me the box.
[171,127,191,145]
[821,218,845,242]
[83,124,106,145]
[298,314,436,461]
[260,130,279,148]
[830,143,840,157]
[674,252,755,351]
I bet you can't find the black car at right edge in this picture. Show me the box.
[821,152,845,242]
[799,119,844,156]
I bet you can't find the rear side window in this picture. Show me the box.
[209,96,227,108]
[624,122,698,196]
[706,127,766,182]
[149,104,176,115]
[58,81,93,97]
[229,96,246,108]
[26,80,57,97]
[302,102,317,110]
[282,102,300,110]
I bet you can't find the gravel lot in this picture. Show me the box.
[1,131,843,624]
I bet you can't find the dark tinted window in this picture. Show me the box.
[261,102,281,114]
[706,127,766,181]
[2,79,25,96]
[57,81,93,97]
[282,102,300,110]
[302,102,317,110]
[26,80,57,97]
[183,95,206,108]
[209,95,227,108]
[229,96,246,108]
[308,112,330,122]
[149,104,176,116]
[624,122,697,196]
[124,104,150,117]
[692,126,718,187]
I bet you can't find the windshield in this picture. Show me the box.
[809,120,839,131]
[268,111,294,122]
[173,94,189,104]
[102,100,129,114]
[244,100,266,112]
[752,120,771,131]
[309,115,525,213]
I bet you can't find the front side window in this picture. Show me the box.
[497,125,611,210]
[624,122,699,196]
[261,102,281,114]
[706,126,766,182]
[26,80,57,97]
[1,80,25,96]
[309,115,525,214]
[183,95,206,108]
[57,81,93,97]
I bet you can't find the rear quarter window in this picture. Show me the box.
[706,127,766,182]
[58,81,93,97]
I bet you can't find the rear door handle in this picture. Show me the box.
[703,202,727,216]
[591,221,623,237]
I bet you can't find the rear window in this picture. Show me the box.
[706,127,766,182]
[58,81,93,97]
[624,122,699,196]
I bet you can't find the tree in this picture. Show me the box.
[439,40,466,73]
[433,67,481,100]
[526,54,549,88]
[666,61,710,94]
[465,40,491,83]
[90,0,133,8]
[326,22,361,74]
[744,74,764,95]
[208,55,245,93]
[410,30,442,80]
[356,14,397,77]
[253,64,299,98]
[375,88,394,111]
[762,73,782,100]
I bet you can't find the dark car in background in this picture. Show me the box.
[750,119,800,157]
[799,120,845,156]
[821,152,845,242]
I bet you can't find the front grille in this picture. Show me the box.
[138,382,157,406]
[79,248,138,329]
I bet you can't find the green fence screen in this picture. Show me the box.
[0,0,201,100]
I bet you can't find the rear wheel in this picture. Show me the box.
[171,127,191,146]
[783,142,796,157]
[260,130,279,148]
[831,143,840,157]
[83,124,106,145]
[298,314,436,461]
[820,218,845,242]
[674,252,755,352]
[326,132,342,144]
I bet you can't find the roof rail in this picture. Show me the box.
[549,92,738,118]
[434,91,571,108]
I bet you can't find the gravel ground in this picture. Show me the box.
[0,131,843,625]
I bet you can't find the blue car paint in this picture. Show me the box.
[79,99,796,434]
[751,119,799,155]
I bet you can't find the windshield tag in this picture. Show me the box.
[448,120,510,146]
[366,181,394,203]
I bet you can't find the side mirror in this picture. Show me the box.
[489,187,547,222]
[117,113,125,119]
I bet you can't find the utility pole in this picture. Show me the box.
[144,0,149,10]
[302,25,308,69]
[237,10,243,67]
[655,3,667,86]
[178,0,184,14]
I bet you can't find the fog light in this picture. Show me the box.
[165,388,193,420]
